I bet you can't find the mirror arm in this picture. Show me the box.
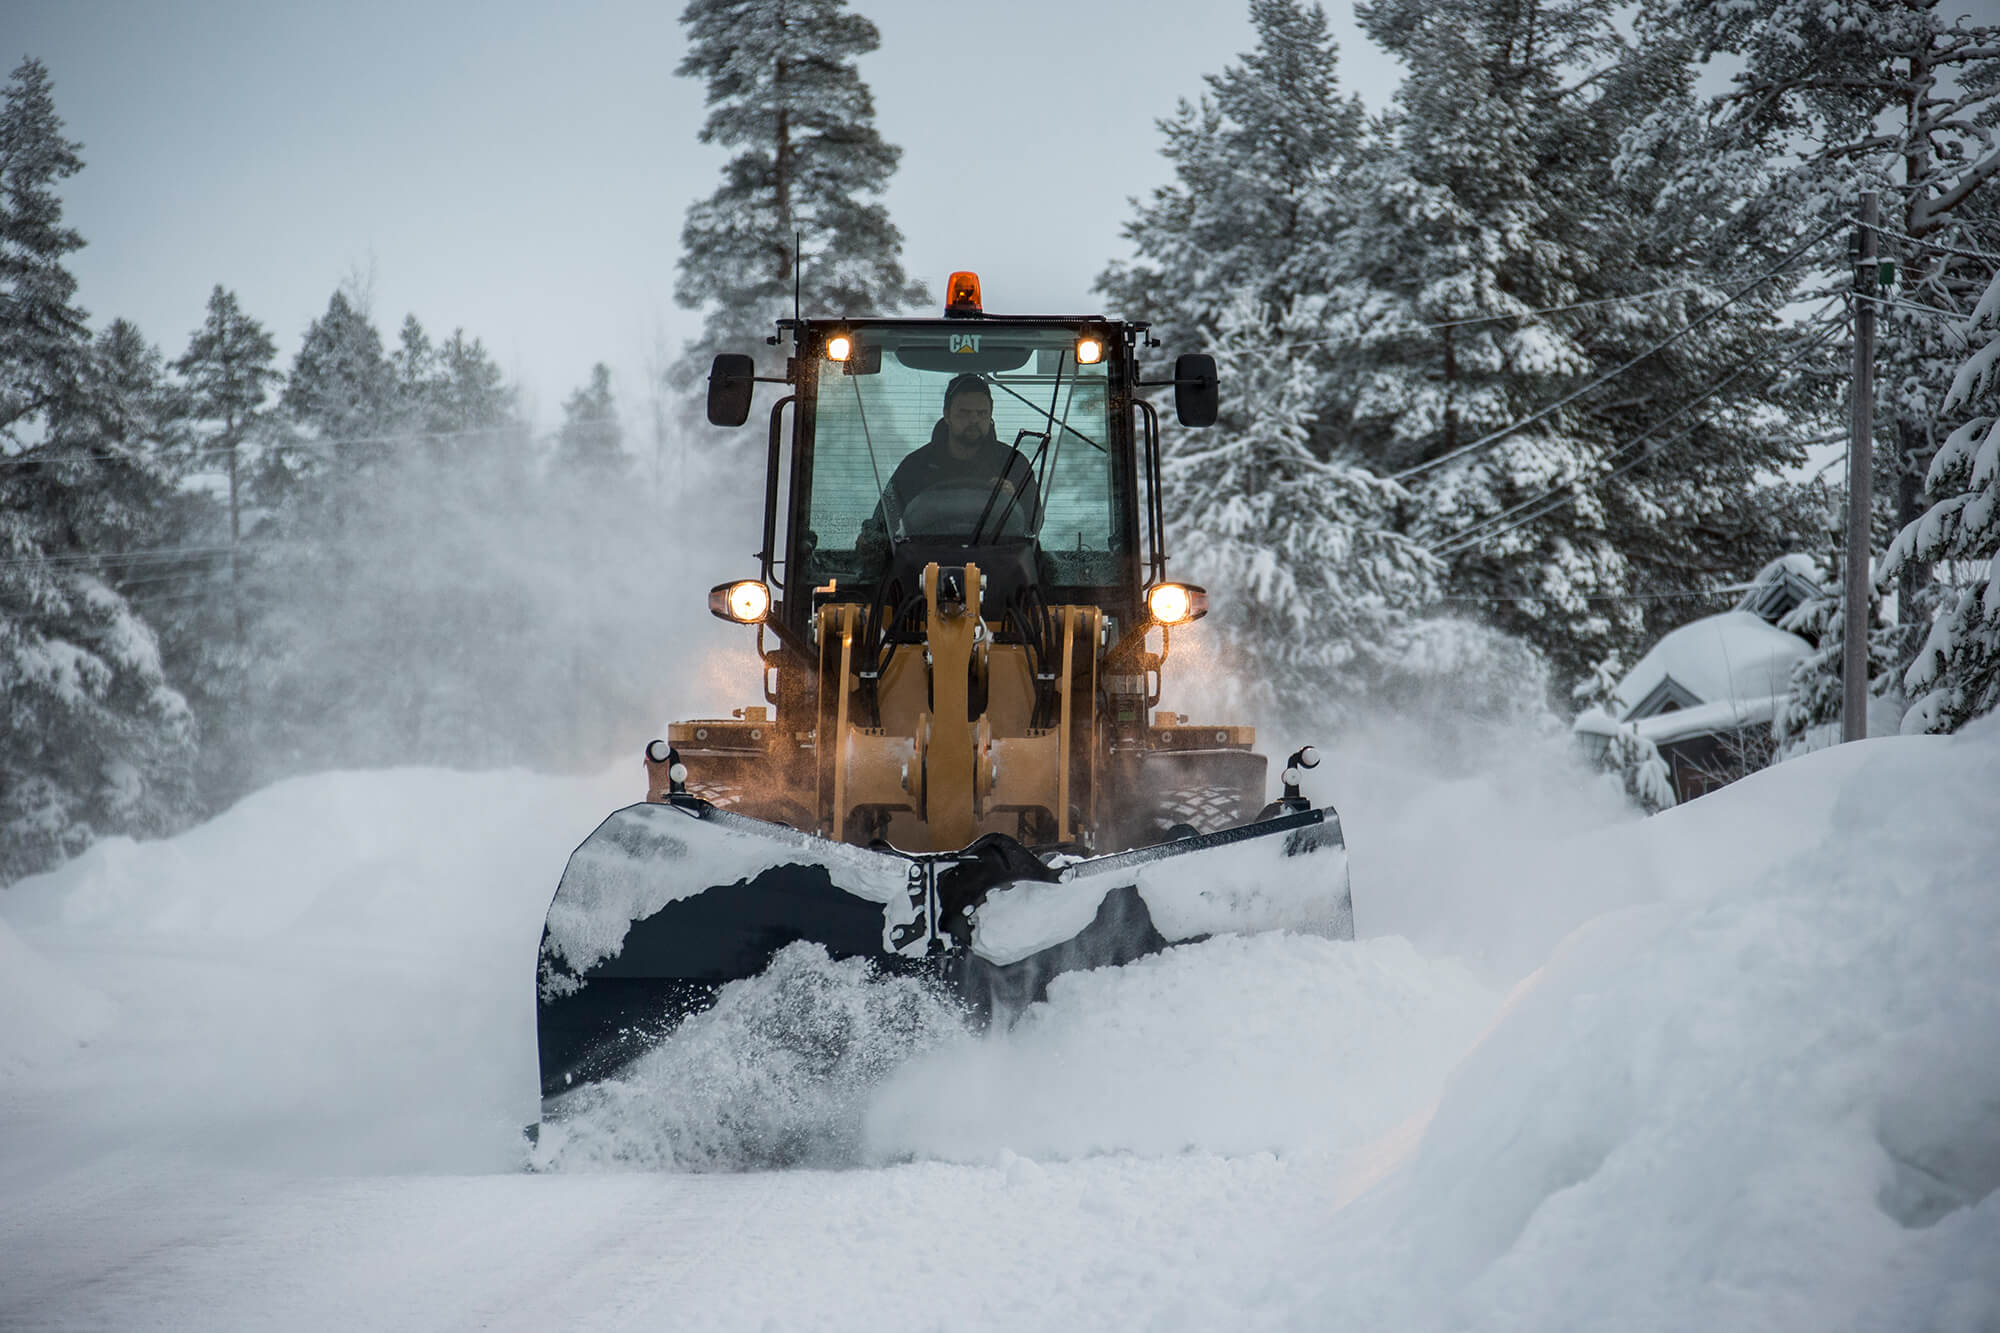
[758,395,796,585]
[1134,397,1167,585]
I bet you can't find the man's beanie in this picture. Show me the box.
[944,373,991,410]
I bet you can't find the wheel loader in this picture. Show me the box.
[535,273,1352,1114]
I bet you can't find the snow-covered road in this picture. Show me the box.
[4,723,1996,1330]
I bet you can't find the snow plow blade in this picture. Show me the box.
[536,797,1349,1105]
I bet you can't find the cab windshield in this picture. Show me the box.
[801,324,1125,589]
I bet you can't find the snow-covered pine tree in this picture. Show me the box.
[389,314,440,435]
[206,288,399,783]
[1096,0,1363,367]
[674,0,926,384]
[0,59,90,440]
[433,330,513,437]
[1884,268,2000,733]
[0,59,196,881]
[157,286,283,808]
[269,288,393,511]
[175,285,279,577]
[551,363,627,478]
[1335,0,1819,690]
[1163,296,1440,723]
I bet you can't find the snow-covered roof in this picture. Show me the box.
[1733,554,1823,624]
[1615,610,1809,719]
[1629,691,1786,745]
[1741,552,1820,592]
[1573,555,1821,744]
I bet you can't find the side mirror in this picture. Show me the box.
[1173,353,1219,427]
[706,353,755,427]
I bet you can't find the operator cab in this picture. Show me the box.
[703,274,1219,660]
[802,320,1129,612]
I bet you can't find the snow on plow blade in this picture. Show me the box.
[536,798,1350,1104]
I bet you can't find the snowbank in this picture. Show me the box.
[1261,721,2000,1330]
[4,765,625,942]
[0,762,628,1172]
[0,915,114,1077]
[3,720,1995,1330]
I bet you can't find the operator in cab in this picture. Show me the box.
[876,373,1041,540]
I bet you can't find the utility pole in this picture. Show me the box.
[1843,192,1878,743]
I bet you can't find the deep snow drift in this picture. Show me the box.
[2,721,1997,1331]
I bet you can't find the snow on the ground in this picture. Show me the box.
[0,913,113,1079]
[2,721,1997,1331]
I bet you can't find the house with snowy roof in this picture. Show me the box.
[1573,557,1822,805]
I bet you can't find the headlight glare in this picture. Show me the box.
[709,579,771,624]
[1146,582,1207,625]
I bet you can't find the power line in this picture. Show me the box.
[1847,217,2000,265]
[0,445,239,470]
[1427,316,1836,554]
[1276,284,1703,354]
[1432,331,1836,560]
[1,421,527,471]
[1426,316,1844,557]
[1848,290,1979,346]
[0,542,243,573]
[1433,584,1753,605]
[1391,219,1846,484]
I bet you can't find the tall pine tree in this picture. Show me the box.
[674,0,927,383]
[271,287,393,507]
[0,59,195,879]
[176,285,279,590]
[159,286,283,807]
[1096,0,1364,365]
[551,362,628,478]
[1335,0,1819,690]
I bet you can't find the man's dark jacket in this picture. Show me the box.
[877,421,1040,535]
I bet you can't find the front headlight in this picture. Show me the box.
[709,579,771,624]
[1146,582,1208,626]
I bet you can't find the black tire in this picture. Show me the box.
[686,781,740,809]
[1149,784,1248,837]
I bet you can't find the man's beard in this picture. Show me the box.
[948,423,992,452]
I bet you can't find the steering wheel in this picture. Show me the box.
[897,479,1033,540]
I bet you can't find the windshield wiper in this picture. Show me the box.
[988,363,1107,454]
[973,351,1067,544]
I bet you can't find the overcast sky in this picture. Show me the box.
[12,0,1403,431]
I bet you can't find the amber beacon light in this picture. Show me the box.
[945,271,983,316]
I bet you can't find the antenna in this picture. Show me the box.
[793,231,802,323]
